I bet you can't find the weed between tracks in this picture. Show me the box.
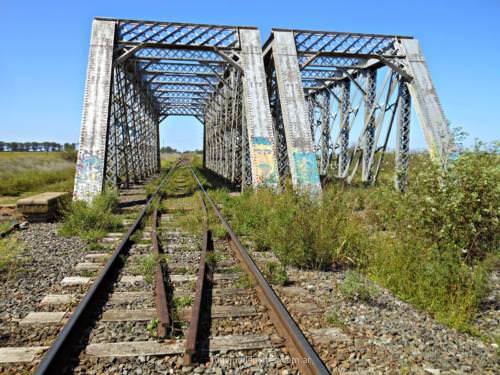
[134,254,157,284]
[208,147,499,334]
[173,295,193,308]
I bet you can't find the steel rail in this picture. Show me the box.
[34,162,179,375]
[183,194,214,365]
[151,206,170,338]
[190,167,330,375]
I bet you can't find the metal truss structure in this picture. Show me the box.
[263,28,451,190]
[74,18,451,201]
[74,18,279,201]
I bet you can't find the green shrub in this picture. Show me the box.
[409,151,499,262]
[263,261,289,285]
[173,295,193,308]
[222,187,368,269]
[205,252,222,268]
[205,147,499,333]
[146,318,159,337]
[325,310,343,327]
[59,190,122,242]
[367,233,493,331]
[365,149,499,331]
[340,270,380,303]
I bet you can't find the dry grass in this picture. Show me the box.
[0,152,75,201]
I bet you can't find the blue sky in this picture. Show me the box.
[1,0,499,151]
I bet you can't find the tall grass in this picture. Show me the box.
[219,187,368,269]
[0,237,21,273]
[0,152,75,196]
[59,190,122,243]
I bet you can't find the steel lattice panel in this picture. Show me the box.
[117,19,241,49]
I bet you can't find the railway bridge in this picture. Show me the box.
[74,17,451,201]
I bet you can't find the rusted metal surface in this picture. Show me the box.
[151,207,170,338]
[190,167,329,375]
[184,195,213,365]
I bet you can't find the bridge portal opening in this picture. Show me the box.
[160,116,203,154]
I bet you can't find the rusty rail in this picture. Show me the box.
[184,194,213,365]
[151,206,170,338]
[34,162,179,375]
[190,167,330,375]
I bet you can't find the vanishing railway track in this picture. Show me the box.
[0,158,329,374]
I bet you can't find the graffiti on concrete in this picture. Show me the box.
[292,151,321,191]
[74,150,104,202]
[252,136,278,187]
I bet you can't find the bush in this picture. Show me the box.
[216,148,498,333]
[365,149,499,331]
[59,190,122,243]
[412,151,499,262]
[263,261,289,285]
[221,187,368,270]
[340,270,380,303]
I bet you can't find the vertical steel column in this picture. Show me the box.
[240,103,253,188]
[74,19,116,201]
[398,39,451,167]
[307,96,316,144]
[395,81,411,192]
[338,79,351,178]
[202,121,207,168]
[271,30,321,193]
[319,93,330,176]
[239,29,279,188]
[155,115,161,173]
[362,69,377,183]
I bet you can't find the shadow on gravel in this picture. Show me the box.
[118,199,148,208]
[198,167,238,192]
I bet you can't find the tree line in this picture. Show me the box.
[160,146,202,154]
[0,141,77,152]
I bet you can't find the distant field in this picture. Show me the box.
[0,152,75,203]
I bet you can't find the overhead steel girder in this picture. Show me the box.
[115,18,242,48]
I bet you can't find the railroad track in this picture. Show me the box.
[0,158,330,374]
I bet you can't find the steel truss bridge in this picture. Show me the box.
[74,17,451,201]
